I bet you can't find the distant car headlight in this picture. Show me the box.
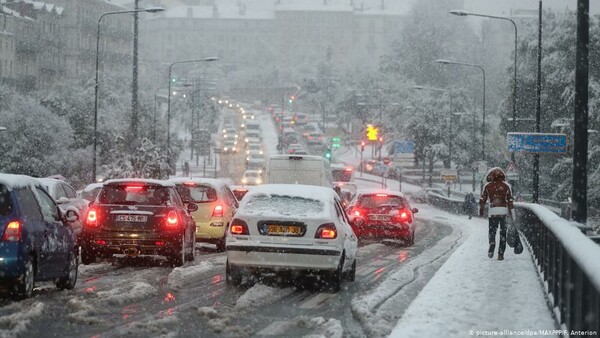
[246,150,250,154]
[242,178,247,184]
[260,151,263,155]
[224,147,228,151]
[224,134,228,138]
[222,129,226,133]
[245,138,249,142]
[256,178,262,184]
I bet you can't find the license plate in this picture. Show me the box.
[116,215,147,222]
[370,215,391,221]
[267,224,301,235]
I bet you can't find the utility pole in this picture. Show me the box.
[533,0,542,203]
[572,0,589,223]
[131,0,140,147]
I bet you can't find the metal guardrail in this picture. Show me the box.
[426,192,600,332]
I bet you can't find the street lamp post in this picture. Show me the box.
[92,7,164,183]
[435,59,486,159]
[413,85,454,169]
[166,57,219,177]
[450,10,518,162]
[153,86,167,143]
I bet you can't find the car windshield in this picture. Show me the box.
[245,172,260,178]
[98,185,171,206]
[358,194,407,209]
[0,184,12,216]
[175,185,218,203]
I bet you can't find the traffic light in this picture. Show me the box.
[331,137,341,149]
[288,95,295,104]
[324,148,332,161]
[366,125,378,141]
[360,140,366,152]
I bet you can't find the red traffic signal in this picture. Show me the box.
[360,140,366,152]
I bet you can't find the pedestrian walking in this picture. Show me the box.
[183,161,190,177]
[463,192,477,219]
[479,167,514,261]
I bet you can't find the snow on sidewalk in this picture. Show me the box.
[389,213,558,338]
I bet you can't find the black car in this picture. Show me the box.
[80,179,198,267]
[0,174,79,299]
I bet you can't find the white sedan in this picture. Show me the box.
[225,184,358,291]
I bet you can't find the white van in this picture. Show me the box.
[266,155,333,187]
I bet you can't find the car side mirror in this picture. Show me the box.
[65,209,79,223]
[57,197,70,204]
[187,203,199,213]
[412,208,419,214]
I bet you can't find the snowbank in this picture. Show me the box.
[235,283,295,309]
[0,302,45,338]
[167,260,218,289]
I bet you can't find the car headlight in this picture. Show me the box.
[246,150,250,154]
[256,178,262,184]
[242,178,247,184]
[260,151,263,155]
[245,138,249,142]
[224,134,228,138]
[224,147,228,151]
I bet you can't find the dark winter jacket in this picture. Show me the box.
[479,168,514,218]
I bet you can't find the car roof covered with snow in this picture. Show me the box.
[104,178,175,187]
[0,173,42,191]
[355,189,407,199]
[168,177,231,191]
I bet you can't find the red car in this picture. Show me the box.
[346,190,418,244]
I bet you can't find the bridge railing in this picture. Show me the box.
[516,203,600,332]
[426,192,600,332]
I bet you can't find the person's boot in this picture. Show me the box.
[488,242,495,258]
[497,253,504,261]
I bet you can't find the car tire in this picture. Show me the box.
[81,247,96,265]
[407,230,415,246]
[185,234,196,262]
[329,253,345,292]
[347,259,356,282]
[170,234,186,267]
[226,259,242,286]
[14,258,35,300]
[57,253,78,290]
[216,237,226,252]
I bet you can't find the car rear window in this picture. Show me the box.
[0,184,13,216]
[244,194,324,216]
[332,169,352,182]
[98,185,173,206]
[358,194,407,209]
[175,185,218,203]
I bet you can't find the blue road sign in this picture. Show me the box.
[391,140,415,155]
[507,132,567,153]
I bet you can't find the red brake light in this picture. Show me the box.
[166,210,178,227]
[125,185,144,192]
[184,182,196,187]
[315,223,337,239]
[375,194,388,197]
[2,221,21,242]
[354,210,361,217]
[229,218,249,235]
[86,209,98,227]
[212,205,224,218]
[345,167,353,172]
[393,209,412,223]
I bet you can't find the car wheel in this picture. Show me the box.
[57,253,78,290]
[226,259,242,286]
[81,248,96,265]
[216,237,226,252]
[329,253,345,292]
[14,258,34,300]
[185,234,196,262]
[407,230,415,246]
[347,259,356,282]
[170,234,186,267]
